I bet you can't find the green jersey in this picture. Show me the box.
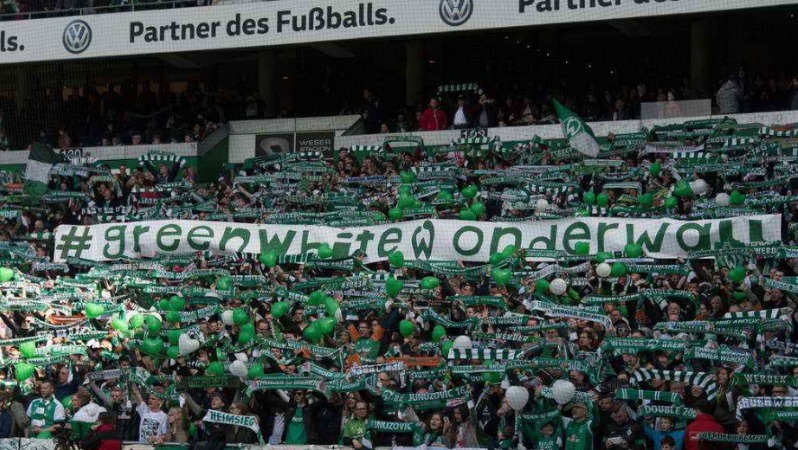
[285,407,307,445]
[27,397,66,431]
[565,418,593,450]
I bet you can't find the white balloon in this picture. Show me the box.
[536,199,549,211]
[715,193,730,206]
[549,278,567,296]
[552,380,576,405]
[596,263,612,278]
[178,334,200,356]
[221,310,235,326]
[334,308,344,322]
[101,289,112,299]
[235,353,248,362]
[453,335,473,351]
[690,179,709,195]
[229,360,248,378]
[505,386,530,411]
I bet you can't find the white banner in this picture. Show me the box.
[1,0,797,64]
[53,215,780,263]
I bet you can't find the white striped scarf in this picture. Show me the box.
[759,126,798,137]
[632,369,717,400]
[437,83,480,94]
[138,152,186,167]
[447,348,518,360]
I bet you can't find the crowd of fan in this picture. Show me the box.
[0,112,796,450]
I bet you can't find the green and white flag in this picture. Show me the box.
[25,144,66,197]
[553,99,600,158]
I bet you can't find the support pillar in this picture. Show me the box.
[405,40,423,109]
[258,50,278,118]
[690,19,712,98]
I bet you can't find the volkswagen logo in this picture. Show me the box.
[439,0,473,27]
[63,20,92,54]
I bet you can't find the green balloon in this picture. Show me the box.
[729,266,746,283]
[206,361,225,376]
[259,250,278,268]
[248,363,265,380]
[420,277,440,290]
[502,245,516,257]
[649,162,661,177]
[400,170,417,183]
[19,341,36,359]
[583,191,596,205]
[84,303,105,319]
[398,192,415,209]
[389,251,405,268]
[129,314,144,329]
[142,338,164,355]
[386,277,404,297]
[272,301,290,319]
[575,209,590,217]
[638,193,653,209]
[481,361,503,383]
[459,209,477,221]
[146,315,162,333]
[733,291,747,302]
[318,317,337,336]
[303,323,323,343]
[324,297,339,316]
[470,201,486,218]
[575,242,590,256]
[442,341,454,356]
[167,346,180,360]
[665,196,678,208]
[398,185,412,195]
[489,252,508,265]
[611,262,628,277]
[388,207,403,221]
[189,422,198,439]
[597,193,609,207]
[437,190,454,201]
[61,395,74,410]
[624,244,643,258]
[216,276,233,290]
[308,291,326,306]
[432,325,446,343]
[535,279,550,294]
[0,267,14,282]
[674,180,692,198]
[158,299,171,311]
[238,329,254,344]
[461,185,479,200]
[318,243,334,259]
[399,319,415,337]
[111,318,128,332]
[233,308,249,325]
[729,190,746,206]
[15,362,34,382]
[169,296,186,312]
[491,268,511,286]
[168,330,181,346]
[165,311,181,324]
[596,252,613,263]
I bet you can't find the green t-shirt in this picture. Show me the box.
[565,418,593,450]
[285,407,307,445]
[355,339,380,360]
[342,418,369,441]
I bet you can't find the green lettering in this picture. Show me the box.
[156,224,182,252]
[219,227,250,252]
[412,220,435,259]
[489,227,522,255]
[187,226,214,251]
[453,226,483,256]
[355,230,375,254]
[378,228,402,257]
[333,232,352,259]
[563,222,590,254]
[258,229,296,255]
[627,222,669,253]
[676,223,711,251]
[103,225,127,259]
[529,225,557,250]
[597,222,619,253]
[132,224,150,253]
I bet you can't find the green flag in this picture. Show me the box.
[553,99,600,157]
[24,144,66,197]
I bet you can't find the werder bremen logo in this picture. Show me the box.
[563,116,585,139]
[439,0,473,27]
[63,20,92,54]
